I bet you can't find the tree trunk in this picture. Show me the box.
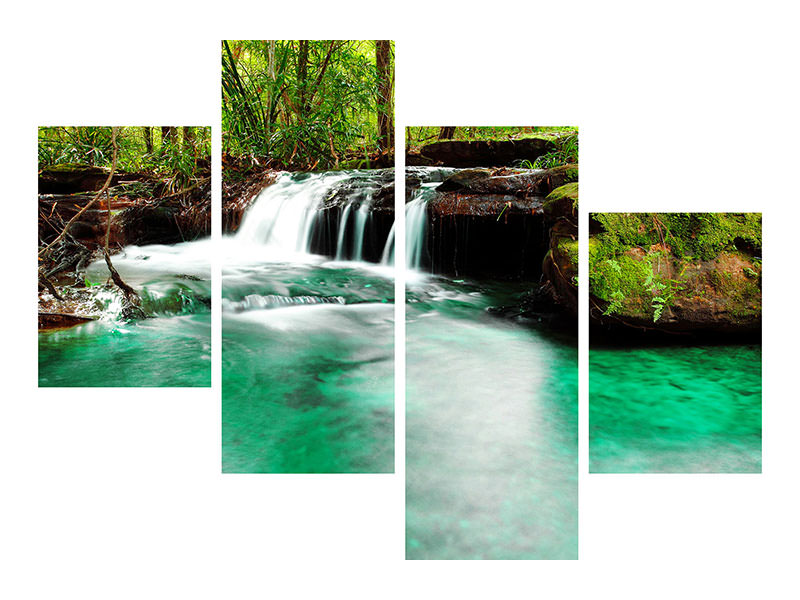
[143,126,153,154]
[375,40,394,153]
[183,126,195,150]
[438,126,457,140]
[161,126,176,151]
[265,40,276,132]
[296,40,309,119]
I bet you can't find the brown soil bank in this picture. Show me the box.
[589,213,762,336]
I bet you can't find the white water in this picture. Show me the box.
[236,172,346,253]
[351,193,374,261]
[335,203,354,260]
[233,171,387,267]
[381,183,438,270]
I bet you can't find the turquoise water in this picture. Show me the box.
[222,260,394,473]
[406,278,578,559]
[39,314,211,387]
[38,241,211,387]
[221,171,395,474]
[590,343,762,473]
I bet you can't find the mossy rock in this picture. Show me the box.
[543,182,578,219]
[589,212,762,333]
[39,163,112,194]
[41,163,109,175]
[546,163,579,185]
[542,221,578,315]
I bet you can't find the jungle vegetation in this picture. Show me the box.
[222,40,395,170]
[38,126,211,193]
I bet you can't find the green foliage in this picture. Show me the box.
[543,182,579,217]
[592,212,762,261]
[557,237,579,268]
[590,213,763,322]
[222,40,394,169]
[38,126,211,187]
[589,241,679,321]
[532,134,579,169]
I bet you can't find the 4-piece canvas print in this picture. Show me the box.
[34,40,762,561]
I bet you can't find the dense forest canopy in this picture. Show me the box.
[222,40,394,170]
[38,126,211,191]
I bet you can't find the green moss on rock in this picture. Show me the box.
[42,163,109,174]
[543,182,579,218]
[589,212,762,329]
[592,212,761,261]
[557,237,579,269]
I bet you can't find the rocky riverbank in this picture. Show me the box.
[38,163,210,329]
[589,212,761,337]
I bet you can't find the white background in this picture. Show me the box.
[2,2,798,598]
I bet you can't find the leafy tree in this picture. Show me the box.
[222,40,395,169]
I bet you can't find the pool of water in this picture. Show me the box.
[38,241,211,387]
[222,257,395,474]
[589,343,762,473]
[406,277,578,560]
[39,314,211,387]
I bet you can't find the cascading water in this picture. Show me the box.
[381,167,455,270]
[380,188,432,269]
[402,167,577,559]
[39,239,212,387]
[236,172,347,253]
[222,169,395,474]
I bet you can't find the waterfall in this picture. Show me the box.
[335,189,375,261]
[236,172,346,252]
[381,184,437,270]
[235,171,389,263]
[405,193,429,270]
[351,196,373,261]
[335,203,354,260]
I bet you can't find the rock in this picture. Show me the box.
[319,168,395,212]
[426,192,542,218]
[405,152,436,166]
[589,213,762,334]
[39,164,111,194]
[435,165,577,198]
[542,218,579,316]
[419,138,556,167]
[543,182,579,221]
[38,312,96,331]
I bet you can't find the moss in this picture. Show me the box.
[591,213,762,325]
[705,257,762,317]
[547,163,579,183]
[591,212,762,262]
[43,163,108,174]
[557,237,579,270]
[589,251,656,315]
[543,182,579,217]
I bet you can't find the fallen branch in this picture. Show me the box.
[103,128,140,305]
